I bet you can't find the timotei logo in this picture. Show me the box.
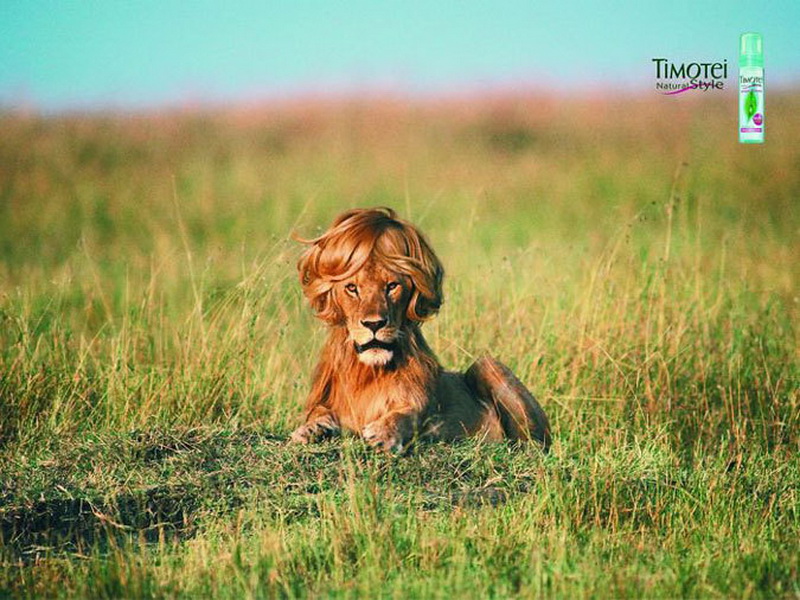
[652,58,728,95]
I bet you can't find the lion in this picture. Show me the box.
[290,207,551,453]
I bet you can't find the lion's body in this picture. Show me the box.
[290,207,550,453]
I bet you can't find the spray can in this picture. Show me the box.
[739,33,764,144]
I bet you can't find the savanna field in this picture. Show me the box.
[0,92,798,598]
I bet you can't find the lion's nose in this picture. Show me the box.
[361,318,387,333]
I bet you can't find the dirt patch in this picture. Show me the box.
[1,484,202,560]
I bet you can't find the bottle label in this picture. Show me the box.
[739,66,764,142]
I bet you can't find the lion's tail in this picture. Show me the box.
[465,355,551,452]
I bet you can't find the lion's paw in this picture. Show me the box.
[362,421,405,454]
[290,419,340,444]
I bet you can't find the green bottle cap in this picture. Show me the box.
[739,33,764,68]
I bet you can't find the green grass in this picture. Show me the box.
[1,93,798,598]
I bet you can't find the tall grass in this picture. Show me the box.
[0,93,798,597]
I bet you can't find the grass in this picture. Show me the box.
[0,92,798,598]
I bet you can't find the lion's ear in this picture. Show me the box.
[407,272,443,321]
[406,233,444,322]
[297,243,344,325]
[308,283,344,325]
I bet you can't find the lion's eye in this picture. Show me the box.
[386,282,400,293]
[344,283,358,296]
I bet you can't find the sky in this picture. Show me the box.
[1,0,799,111]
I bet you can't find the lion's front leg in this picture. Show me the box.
[362,411,418,454]
[290,405,341,444]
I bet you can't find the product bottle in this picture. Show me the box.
[739,33,764,144]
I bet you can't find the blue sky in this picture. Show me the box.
[2,0,799,110]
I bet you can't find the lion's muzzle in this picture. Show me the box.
[353,336,396,366]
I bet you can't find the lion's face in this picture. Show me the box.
[334,261,411,366]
